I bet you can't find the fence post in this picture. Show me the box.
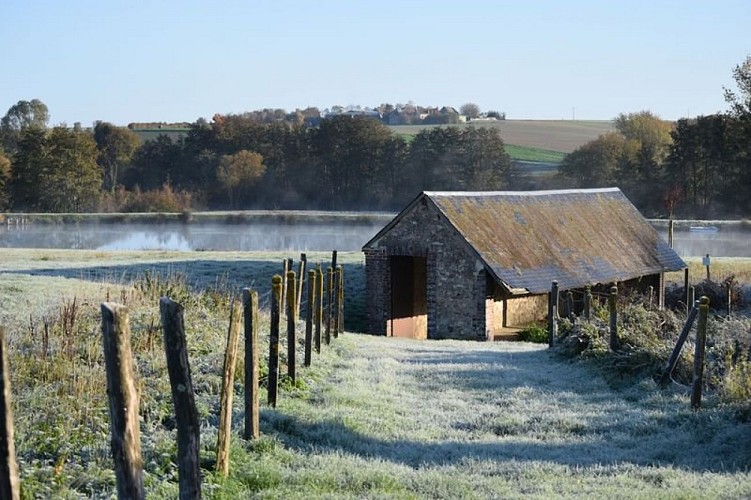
[584,285,592,321]
[286,271,297,384]
[659,299,700,388]
[268,275,282,408]
[609,286,618,350]
[668,218,674,248]
[159,298,201,498]
[315,266,323,353]
[101,303,144,499]
[332,266,341,338]
[684,268,690,314]
[691,296,710,409]
[325,267,334,345]
[216,299,242,477]
[0,327,20,500]
[296,254,306,319]
[338,265,345,335]
[243,289,260,441]
[305,270,316,367]
[565,290,574,319]
[704,254,711,281]
[688,286,695,311]
[280,260,288,317]
[548,280,558,347]
[726,282,732,316]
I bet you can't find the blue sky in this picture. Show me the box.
[2,0,749,126]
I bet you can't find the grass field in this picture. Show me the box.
[2,249,750,497]
[505,145,567,164]
[389,120,614,154]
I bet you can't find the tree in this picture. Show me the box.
[0,149,10,210]
[460,103,481,120]
[8,126,47,210]
[128,135,183,191]
[559,132,626,188]
[216,150,266,208]
[724,55,751,118]
[42,127,102,212]
[1,99,49,153]
[612,111,673,213]
[9,126,101,212]
[94,121,141,192]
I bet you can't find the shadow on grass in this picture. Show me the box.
[260,344,751,474]
[4,259,367,331]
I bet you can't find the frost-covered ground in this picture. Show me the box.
[1,248,750,498]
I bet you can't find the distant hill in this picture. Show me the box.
[129,120,614,158]
[390,120,614,154]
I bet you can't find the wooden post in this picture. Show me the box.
[564,290,574,319]
[159,298,201,499]
[688,286,695,311]
[332,266,341,339]
[548,280,558,347]
[315,266,323,353]
[727,282,732,316]
[304,270,316,367]
[101,303,144,499]
[331,250,338,273]
[337,265,345,335]
[216,299,242,477]
[296,254,306,319]
[648,285,654,309]
[583,286,592,321]
[691,296,710,409]
[609,285,618,351]
[280,259,289,317]
[325,266,333,345]
[684,268,690,314]
[668,218,674,248]
[243,289,260,441]
[704,254,711,281]
[286,271,297,384]
[0,327,20,500]
[659,300,700,387]
[268,276,282,408]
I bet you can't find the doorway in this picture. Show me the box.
[388,256,428,339]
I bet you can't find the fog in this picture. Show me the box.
[0,220,748,257]
[0,221,385,252]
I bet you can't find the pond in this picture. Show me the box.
[0,214,748,257]
[0,218,388,252]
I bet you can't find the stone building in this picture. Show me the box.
[362,188,686,341]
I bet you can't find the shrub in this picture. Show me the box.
[518,323,548,343]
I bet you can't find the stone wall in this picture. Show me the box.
[365,198,486,340]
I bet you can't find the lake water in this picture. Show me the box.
[0,220,386,252]
[0,216,748,257]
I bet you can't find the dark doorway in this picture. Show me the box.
[388,256,428,339]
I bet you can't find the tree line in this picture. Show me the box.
[558,56,751,218]
[0,108,512,212]
[1,57,749,216]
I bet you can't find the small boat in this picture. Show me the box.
[689,226,719,234]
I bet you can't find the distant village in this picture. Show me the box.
[126,103,506,130]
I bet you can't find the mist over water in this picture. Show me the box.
[0,221,385,252]
[0,218,748,257]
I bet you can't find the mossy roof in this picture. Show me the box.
[364,188,686,293]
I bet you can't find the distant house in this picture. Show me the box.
[362,188,685,341]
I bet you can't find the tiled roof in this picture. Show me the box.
[368,189,686,293]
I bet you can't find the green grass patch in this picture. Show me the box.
[504,144,566,163]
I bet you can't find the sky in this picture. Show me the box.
[2,0,749,126]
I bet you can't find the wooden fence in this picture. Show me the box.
[548,280,713,409]
[0,251,345,497]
